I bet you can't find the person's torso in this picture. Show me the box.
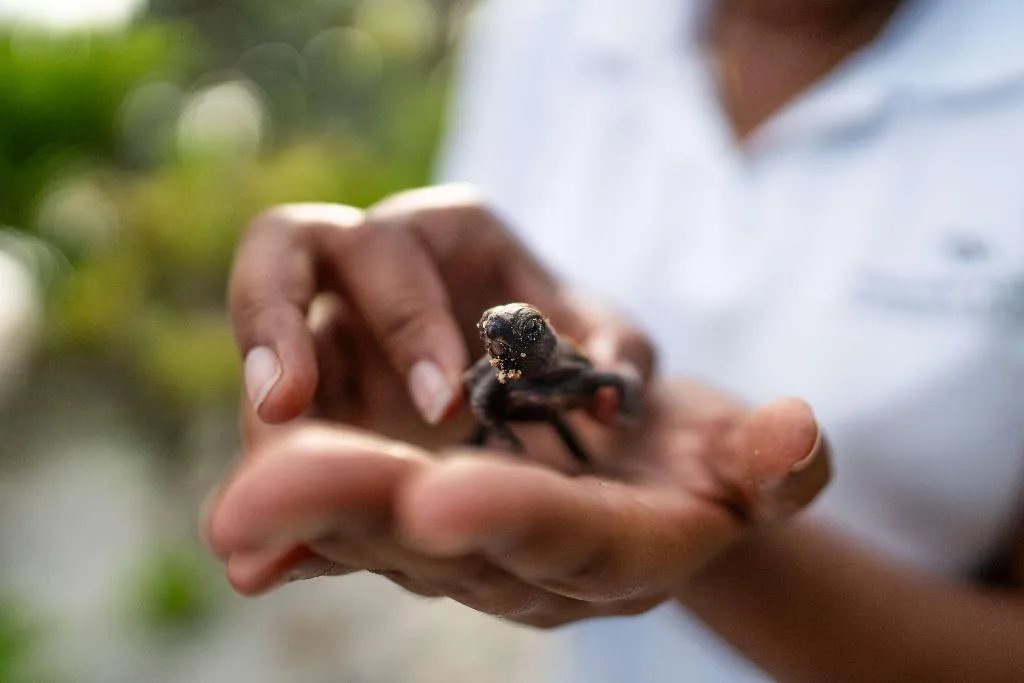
[438,0,1024,680]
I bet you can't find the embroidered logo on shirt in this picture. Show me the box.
[942,232,991,264]
[852,230,1024,324]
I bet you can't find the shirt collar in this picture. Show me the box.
[573,0,1024,100]
[572,0,703,69]
[877,0,1024,99]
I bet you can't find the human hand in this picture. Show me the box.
[227,184,653,450]
[203,380,829,628]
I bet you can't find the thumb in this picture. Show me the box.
[565,292,655,425]
[581,326,652,425]
[723,398,831,524]
[565,289,656,382]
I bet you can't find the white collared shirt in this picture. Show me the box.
[438,0,1024,680]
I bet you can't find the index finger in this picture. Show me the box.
[228,204,364,422]
[373,186,656,389]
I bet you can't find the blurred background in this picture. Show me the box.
[0,1,550,681]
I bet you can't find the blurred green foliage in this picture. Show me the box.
[125,545,221,635]
[0,3,466,664]
[0,595,55,683]
[3,0,464,417]
[0,24,196,230]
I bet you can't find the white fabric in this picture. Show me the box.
[436,0,1024,680]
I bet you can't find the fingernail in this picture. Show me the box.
[408,360,454,425]
[244,346,281,412]
[790,427,824,474]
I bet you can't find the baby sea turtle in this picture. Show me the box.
[463,302,642,465]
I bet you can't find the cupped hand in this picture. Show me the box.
[203,381,829,629]
[228,184,654,450]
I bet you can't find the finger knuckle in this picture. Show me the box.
[316,212,386,261]
[429,564,547,619]
[239,206,304,251]
[239,206,286,244]
[484,592,546,620]
[377,571,444,598]
[457,585,547,620]
[320,217,426,287]
[368,183,488,223]
[598,594,663,618]
[375,298,437,356]
[239,205,364,269]
[367,185,506,258]
[516,609,577,631]
[258,203,363,233]
[535,545,627,602]
[409,555,495,589]
[450,556,504,585]
[231,293,300,341]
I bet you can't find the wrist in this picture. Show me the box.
[674,424,832,600]
[672,521,788,614]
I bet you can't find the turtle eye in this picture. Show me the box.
[523,318,544,344]
[488,340,509,358]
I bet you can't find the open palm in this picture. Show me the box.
[206,379,827,627]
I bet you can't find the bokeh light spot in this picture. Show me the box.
[36,176,121,255]
[176,79,268,160]
[351,0,436,61]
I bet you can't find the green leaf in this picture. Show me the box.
[124,544,221,636]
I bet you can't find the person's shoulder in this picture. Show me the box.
[435,0,589,184]
[464,0,582,34]
[457,0,587,64]
[886,0,1024,105]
